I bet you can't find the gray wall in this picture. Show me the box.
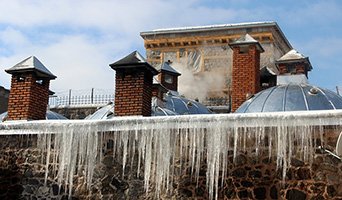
[0,86,9,114]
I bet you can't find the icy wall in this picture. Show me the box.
[0,111,342,199]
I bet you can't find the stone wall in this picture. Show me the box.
[50,106,99,119]
[175,151,342,199]
[0,135,146,199]
[0,129,341,199]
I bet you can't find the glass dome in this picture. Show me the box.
[0,110,67,122]
[236,84,342,113]
[163,93,211,115]
[86,92,211,120]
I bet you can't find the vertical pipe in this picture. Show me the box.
[68,89,72,105]
[91,88,94,104]
[336,86,340,96]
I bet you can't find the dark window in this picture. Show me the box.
[165,74,173,84]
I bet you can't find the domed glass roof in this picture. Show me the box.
[0,110,67,122]
[86,92,211,120]
[236,84,342,113]
[163,93,211,115]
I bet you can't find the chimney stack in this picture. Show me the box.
[110,51,158,117]
[5,56,56,120]
[275,49,312,78]
[229,34,264,112]
[157,61,181,92]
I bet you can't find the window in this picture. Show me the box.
[165,74,173,84]
[17,76,25,82]
[36,79,44,85]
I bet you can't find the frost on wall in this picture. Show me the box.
[1,111,342,199]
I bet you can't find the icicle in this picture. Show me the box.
[1,110,342,200]
[44,133,51,186]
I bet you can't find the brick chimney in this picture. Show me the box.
[152,82,167,100]
[229,34,264,112]
[5,56,56,120]
[110,51,158,116]
[275,49,312,78]
[157,61,181,91]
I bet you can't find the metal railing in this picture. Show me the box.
[49,88,114,107]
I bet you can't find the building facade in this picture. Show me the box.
[140,22,292,107]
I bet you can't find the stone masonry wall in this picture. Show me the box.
[0,128,341,199]
[50,106,99,119]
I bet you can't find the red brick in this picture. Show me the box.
[7,73,51,120]
[231,45,262,112]
[114,69,153,116]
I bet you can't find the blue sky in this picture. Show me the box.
[0,0,341,93]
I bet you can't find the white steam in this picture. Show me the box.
[171,59,228,102]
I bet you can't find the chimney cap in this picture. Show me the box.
[5,56,57,79]
[110,51,158,75]
[275,49,313,71]
[229,34,264,52]
[157,62,181,76]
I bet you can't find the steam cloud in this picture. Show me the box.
[171,59,227,102]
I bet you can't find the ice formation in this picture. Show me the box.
[1,110,342,199]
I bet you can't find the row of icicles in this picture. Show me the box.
[1,111,342,199]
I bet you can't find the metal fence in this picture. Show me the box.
[48,86,341,107]
[49,88,114,107]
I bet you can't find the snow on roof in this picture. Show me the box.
[232,33,258,44]
[278,49,307,61]
[110,50,158,75]
[276,49,313,70]
[141,21,276,35]
[110,51,147,66]
[5,56,56,79]
[158,62,181,76]
[229,34,265,52]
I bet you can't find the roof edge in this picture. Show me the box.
[110,63,159,75]
[140,21,277,36]
[140,21,292,50]
[5,68,57,79]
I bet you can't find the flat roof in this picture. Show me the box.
[140,21,292,49]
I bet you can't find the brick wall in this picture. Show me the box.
[7,73,50,120]
[278,64,288,74]
[278,63,308,77]
[114,69,153,116]
[231,45,261,112]
[152,87,158,97]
